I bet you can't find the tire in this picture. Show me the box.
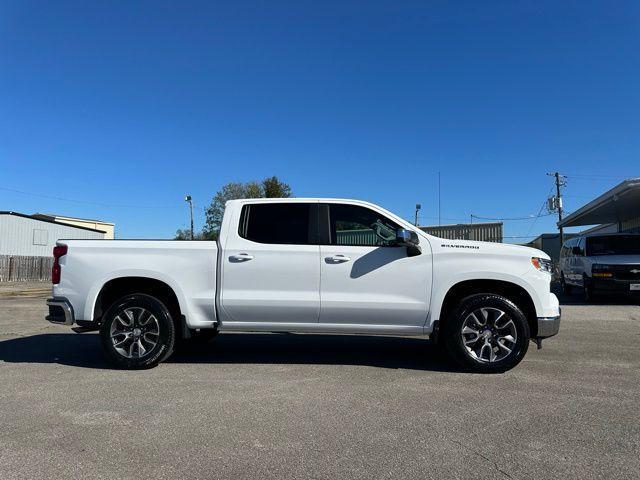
[443,294,530,373]
[100,294,176,369]
[560,273,572,295]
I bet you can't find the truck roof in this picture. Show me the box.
[226,198,375,204]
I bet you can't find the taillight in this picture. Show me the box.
[52,245,68,284]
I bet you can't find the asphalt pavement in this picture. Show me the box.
[0,289,638,479]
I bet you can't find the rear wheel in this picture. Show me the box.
[443,294,530,373]
[100,294,176,369]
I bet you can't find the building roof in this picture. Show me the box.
[32,213,115,226]
[558,177,640,228]
[0,211,107,233]
[420,221,503,228]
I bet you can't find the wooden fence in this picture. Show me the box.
[0,255,53,282]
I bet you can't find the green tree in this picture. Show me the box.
[174,228,191,240]
[174,228,207,240]
[202,176,291,240]
[262,176,292,198]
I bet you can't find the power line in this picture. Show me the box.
[0,185,186,209]
[524,186,555,240]
[562,174,634,179]
[562,174,636,182]
[470,212,554,221]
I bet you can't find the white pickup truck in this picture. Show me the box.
[46,198,560,373]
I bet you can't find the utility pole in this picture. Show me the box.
[438,171,441,226]
[185,195,194,240]
[546,172,566,245]
[414,204,421,227]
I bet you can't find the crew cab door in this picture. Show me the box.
[219,202,320,324]
[318,203,431,328]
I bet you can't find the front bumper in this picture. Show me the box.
[591,278,640,294]
[46,297,75,325]
[536,310,561,338]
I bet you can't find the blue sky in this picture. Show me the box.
[1,1,638,240]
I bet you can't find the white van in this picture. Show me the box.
[559,233,640,301]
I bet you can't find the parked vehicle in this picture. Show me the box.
[559,233,640,301]
[46,198,560,373]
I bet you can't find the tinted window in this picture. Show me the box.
[586,235,640,256]
[240,203,313,245]
[328,204,400,247]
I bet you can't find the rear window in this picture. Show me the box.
[586,235,640,256]
[239,203,313,245]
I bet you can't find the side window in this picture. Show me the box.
[327,204,400,247]
[239,203,314,245]
[578,237,586,256]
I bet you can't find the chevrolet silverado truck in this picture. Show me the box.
[46,198,560,372]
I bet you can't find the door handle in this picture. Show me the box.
[230,253,254,262]
[326,254,350,263]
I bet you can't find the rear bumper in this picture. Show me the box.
[46,297,75,326]
[536,310,561,338]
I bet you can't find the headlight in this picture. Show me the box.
[531,257,552,274]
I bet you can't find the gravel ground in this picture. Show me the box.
[0,290,638,479]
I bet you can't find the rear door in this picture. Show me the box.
[318,203,431,327]
[219,202,320,324]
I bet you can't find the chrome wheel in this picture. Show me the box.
[460,307,517,363]
[109,307,160,359]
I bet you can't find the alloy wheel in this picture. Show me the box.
[460,307,518,363]
[109,307,160,359]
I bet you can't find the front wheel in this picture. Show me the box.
[100,294,176,369]
[443,294,530,373]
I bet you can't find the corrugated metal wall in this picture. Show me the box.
[622,216,640,233]
[420,222,503,243]
[335,229,378,245]
[0,214,105,256]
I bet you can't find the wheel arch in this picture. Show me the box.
[91,275,183,328]
[436,279,538,338]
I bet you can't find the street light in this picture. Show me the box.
[415,203,421,227]
[185,195,194,240]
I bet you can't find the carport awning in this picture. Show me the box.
[559,178,640,227]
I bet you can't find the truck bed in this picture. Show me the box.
[53,240,218,328]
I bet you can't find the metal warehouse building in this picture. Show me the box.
[420,222,503,243]
[0,212,106,281]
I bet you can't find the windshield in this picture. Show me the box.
[586,235,640,256]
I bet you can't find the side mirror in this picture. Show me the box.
[571,246,582,256]
[396,228,421,256]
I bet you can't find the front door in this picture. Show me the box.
[219,202,320,324]
[318,203,431,327]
